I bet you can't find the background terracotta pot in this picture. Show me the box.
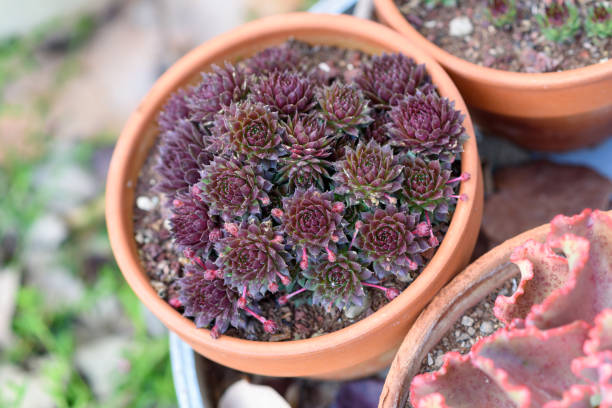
[374,0,612,152]
[105,12,483,380]
[378,210,612,408]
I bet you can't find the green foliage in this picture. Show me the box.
[536,1,581,43]
[585,4,612,38]
[423,0,456,7]
[486,0,517,28]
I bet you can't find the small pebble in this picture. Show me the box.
[424,20,437,29]
[136,196,158,211]
[461,316,474,327]
[427,353,433,366]
[467,327,476,336]
[480,321,495,335]
[449,16,473,37]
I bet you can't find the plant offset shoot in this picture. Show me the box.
[154,41,469,338]
[537,0,581,43]
[486,0,517,28]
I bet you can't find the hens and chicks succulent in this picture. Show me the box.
[411,209,612,408]
[154,41,468,338]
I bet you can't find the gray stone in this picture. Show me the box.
[0,268,20,347]
[25,214,68,251]
[219,380,290,408]
[343,294,371,319]
[461,315,474,327]
[136,195,158,211]
[480,321,495,335]
[28,267,85,311]
[74,336,131,400]
[449,16,473,37]
[0,364,54,408]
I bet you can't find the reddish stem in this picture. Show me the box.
[300,247,309,270]
[326,247,336,262]
[447,172,470,184]
[362,282,400,300]
[278,288,307,305]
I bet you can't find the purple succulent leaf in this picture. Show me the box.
[401,157,454,219]
[388,91,466,160]
[281,112,334,159]
[355,53,433,106]
[302,251,371,311]
[169,190,219,256]
[200,157,272,221]
[277,157,331,192]
[187,62,248,124]
[332,140,403,207]
[216,221,289,297]
[281,188,346,252]
[154,119,212,195]
[158,88,193,133]
[178,260,243,337]
[317,82,373,137]
[253,70,316,115]
[355,207,427,279]
[245,44,303,76]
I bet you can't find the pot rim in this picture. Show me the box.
[374,0,612,90]
[105,12,480,361]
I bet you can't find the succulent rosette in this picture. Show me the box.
[356,53,432,106]
[199,157,272,221]
[333,140,403,206]
[281,113,333,159]
[178,261,243,338]
[170,190,219,256]
[158,88,193,133]
[216,221,290,297]
[215,100,283,161]
[151,41,470,336]
[317,82,373,137]
[281,188,346,256]
[246,43,303,75]
[388,91,466,162]
[356,207,430,279]
[155,119,212,195]
[401,157,454,220]
[302,251,372,311]
[253,70,316,115]
[278,157,330,192]
[187,62,248,123]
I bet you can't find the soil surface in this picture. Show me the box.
[394,0,611,72]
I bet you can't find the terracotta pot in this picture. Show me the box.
[105,12,483,380]
[374,0,612,152]
[378,210,612,408]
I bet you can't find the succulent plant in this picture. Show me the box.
[215,100,282,161]
[170,189,220,256]
[216,221,290,297]
[486,0,517,28]
[277,157,330,192]
[410,209,612,408]
[199,157,272,221]
[178,260,243,338]
[302,251,372,311]
[401,157,458,220]
[245,43,303,76]
[187,62,248,123]
[155,119,212,195]
[281,113,333,159]
[355,207,430,279]
[356,53,432,106]
[154,41,470,336]
[158,88,193,134]
[280,188,346,268]
[333,140,403,207]
[253,70,315,115]
[536,1,581,43]
[585,3,612,38]
[317,82,373,137]
[388,91,465,162]
[363,110,390,145]
[423,0,456,7]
